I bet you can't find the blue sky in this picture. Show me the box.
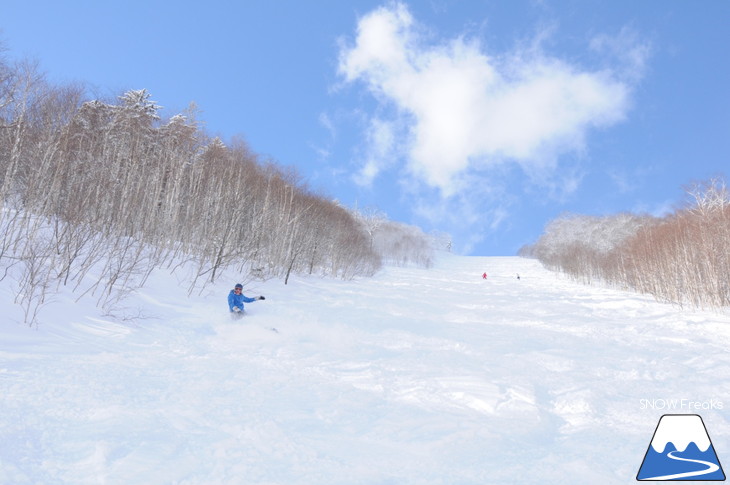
[2,1,728,255]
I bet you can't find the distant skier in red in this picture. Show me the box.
[482,272,487,279]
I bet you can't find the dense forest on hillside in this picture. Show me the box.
[0,50,441,324]
[522,177,730,309]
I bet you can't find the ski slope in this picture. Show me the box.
[2,255,729,484]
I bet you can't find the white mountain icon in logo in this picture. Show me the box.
[637,414,725,481]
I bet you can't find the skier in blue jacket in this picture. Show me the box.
[228,283,265,319]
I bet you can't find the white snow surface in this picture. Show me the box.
[2,254,730,484]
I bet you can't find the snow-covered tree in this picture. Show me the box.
[528,177,730,309]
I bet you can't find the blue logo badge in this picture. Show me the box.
[637,414,725,481]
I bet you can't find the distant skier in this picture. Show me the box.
[517,273,521,280]
[228,283,265,319]
[482,272,488,280]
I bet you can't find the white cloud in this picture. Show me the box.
[318,112,337,139]
[353,117,398,186]
[590,27,652,83]
[338,2,638,197]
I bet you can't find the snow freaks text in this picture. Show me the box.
[640,399,724,411]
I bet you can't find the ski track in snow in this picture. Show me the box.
[2,255,730,484]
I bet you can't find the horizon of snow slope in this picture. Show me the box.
[2,254,730,484]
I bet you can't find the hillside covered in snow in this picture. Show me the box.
[2,254,729,484]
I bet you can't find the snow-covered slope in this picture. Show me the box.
[2,255,729,484]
